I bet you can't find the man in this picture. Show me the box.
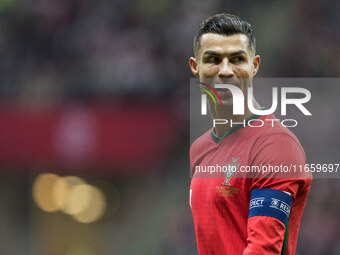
[189,14,312,254]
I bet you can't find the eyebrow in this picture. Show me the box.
[203,50,247,57]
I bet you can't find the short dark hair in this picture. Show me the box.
[193,13,256,57]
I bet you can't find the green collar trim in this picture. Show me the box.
[210,107,265,144]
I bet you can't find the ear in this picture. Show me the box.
[252,55,261,76]
[189,57,199,78]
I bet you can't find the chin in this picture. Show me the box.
[218,98,233,108]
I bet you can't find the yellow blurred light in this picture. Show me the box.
[60,176,87,215]
[72,185,107,223]
[64,184,93,215]
[32,173,61,212]
[33,173,107,223]
[52,177,68,208]
[62,176,86,187]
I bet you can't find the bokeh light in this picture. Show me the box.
[60,176,87,215]
[32,174,107,223]
[32,173,62,212]
[71,185,107,223]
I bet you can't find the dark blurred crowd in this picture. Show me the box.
[0,0,338,102]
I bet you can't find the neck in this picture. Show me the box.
[209,97,261,138]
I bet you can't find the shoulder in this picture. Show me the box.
[250,115,305,160]
[249,117,312,193]
[189,128,214,176]
[190,128,213,156]
[250,131,306,171]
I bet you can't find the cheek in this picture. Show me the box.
[236,65,253,78]
[200,64,219,77]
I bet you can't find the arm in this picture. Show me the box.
[243,133,312,255]
[243,189,291,255]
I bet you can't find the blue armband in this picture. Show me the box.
[248,189,293,225]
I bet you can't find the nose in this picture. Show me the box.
[218,59,235,78]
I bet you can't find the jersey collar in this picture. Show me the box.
[210,113,262,144]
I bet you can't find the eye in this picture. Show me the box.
[206,56,220,64]
[231,56,245,63]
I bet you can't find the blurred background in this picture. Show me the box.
[0,0,339,254]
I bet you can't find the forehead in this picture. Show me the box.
[198,33,251,56]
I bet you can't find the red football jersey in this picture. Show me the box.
[190,114,312,255]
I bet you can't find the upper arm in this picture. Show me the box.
[249,133,311,198]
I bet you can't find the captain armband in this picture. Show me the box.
[248,189,293,225]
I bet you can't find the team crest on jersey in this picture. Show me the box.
[216,157,241,197]
[222,157,240,186]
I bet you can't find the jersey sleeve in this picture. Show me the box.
[243,133,312,255]
[190,141,198,178]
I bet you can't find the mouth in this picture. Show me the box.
[214,79,241,100]
[214,78,240,86]
[198,81,235,103]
